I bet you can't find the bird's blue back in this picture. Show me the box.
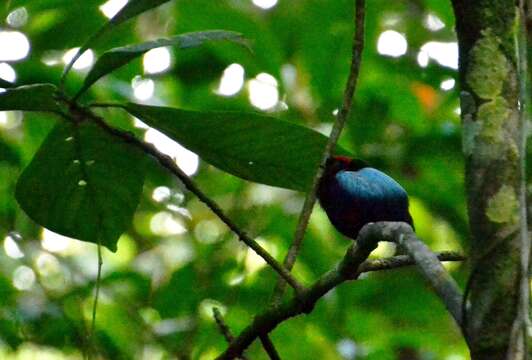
[319,167,413,238]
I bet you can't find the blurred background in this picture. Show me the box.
[0,0,468,359]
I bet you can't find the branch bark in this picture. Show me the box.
[215,222,464,360]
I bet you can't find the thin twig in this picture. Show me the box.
[213,308,250,360]
[271,0,366,304]
[73,104,304,294]
[89,242,103,359]
[259,335,282,360]
[216,222,464,359]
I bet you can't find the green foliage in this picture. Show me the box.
[124,102,349,191]
[15,121,146,251]
[77,30,249,98]
[0,0,470,359]
[0,84,61,112]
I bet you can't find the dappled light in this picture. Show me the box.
[377,30,408,58]
[217,63,245,96]
[143,47,172,74]
[0,31,30,61]
[248,72,279,110]
[99,0,128,19]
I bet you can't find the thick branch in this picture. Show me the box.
[272,0,366,303]
[381,223,465,330]
[70,104,304,294]
[216,222,464,360]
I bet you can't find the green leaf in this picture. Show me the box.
[15,121,146,251]
[77,30,248,97]
[107,0,171,27]
[0,78,14,88]
[63,0,171,80]
[123,103,351,192]
[0,84,61,112]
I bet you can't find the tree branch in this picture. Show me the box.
[380,223,465,330]
[68,103,304,295]
[271,0,366,304]
[216,222,464,360]
[213,308,250,360]
[259,335,282,360]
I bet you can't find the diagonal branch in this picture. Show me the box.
[216,222,464,360]
[271,0,366,304]
[67,103,304,295]
[213,308,250,360]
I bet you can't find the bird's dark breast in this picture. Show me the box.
[318,168,413,240]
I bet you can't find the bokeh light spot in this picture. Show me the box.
[0,31,30,61]
[377,30,407,58]
[248,72,279,110]
[143,47,172,74]
[99,0,128,18]
[217,63,245,96]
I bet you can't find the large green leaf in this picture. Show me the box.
[123,103,350,192]
[77,30,248,97]
[15,121,146,251]
[0,84,61,112]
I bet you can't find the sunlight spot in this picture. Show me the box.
[252,0,278,10]
[419,41,458,69]
[377,30,407,58]
[150,211,187,236]
[4,235,24,259]
[424,13,445,31]
[86,160,95,166]
[144,128,199,175]
[41,229,73,253]
[0,111,22,129]
[446,355,466,360]
[152,186,171,203]
[200,299,227,322]
[244,237,277,274]
[13,265,35,290]
[35,253,60,276]
[132,76,155,100]
[0,31,30,61]
[7,7,29,28]
[99,0,128,19]
[217,63,245,96]
[132,116,149,129]
[73,160,80,165]
[78,180,87,186]
[248,72,279,110]
[440,78,456,91]
[65,136,74,142]
[62,48,94,70]
[194,220,223,244]
[41,51,63,66]
[143,47,172,74]
[454,106,461,115]
[0,63,16,83]
[417,51,429,67]
[337,339,358,359]
[371,241,396,258]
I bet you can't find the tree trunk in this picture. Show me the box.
[451,1,530,358]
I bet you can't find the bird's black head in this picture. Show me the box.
[324,156,368,175]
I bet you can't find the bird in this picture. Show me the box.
[317,156,414,240]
